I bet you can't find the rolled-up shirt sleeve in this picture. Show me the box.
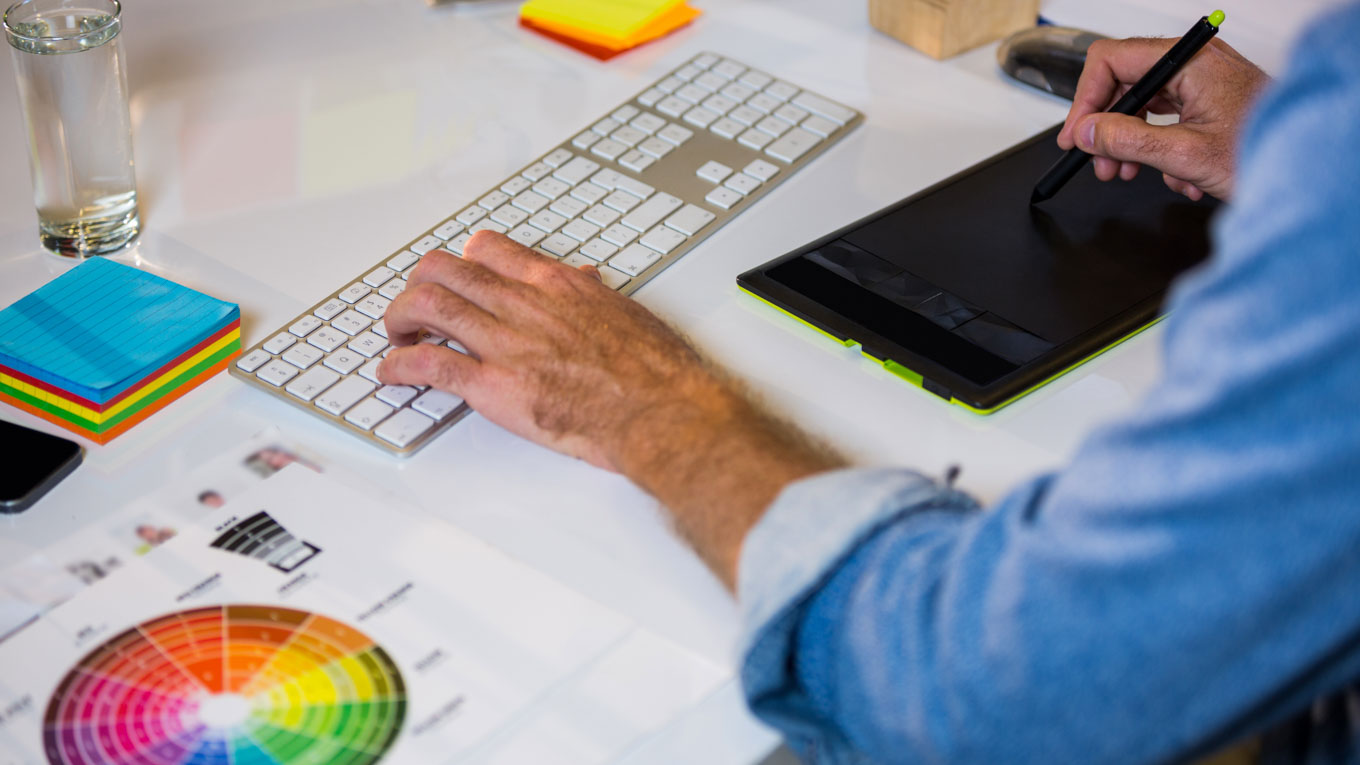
[735,6,1360,764]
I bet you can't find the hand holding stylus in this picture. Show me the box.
[1055,32,1269,201]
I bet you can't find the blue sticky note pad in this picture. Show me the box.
[0,258,239,404]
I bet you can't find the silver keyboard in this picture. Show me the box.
[229,52,863,456]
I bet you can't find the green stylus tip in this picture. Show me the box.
[1207,10,1226,27]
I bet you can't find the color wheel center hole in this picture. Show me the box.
[196,693,251,729]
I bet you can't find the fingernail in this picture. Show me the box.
[1078,118,1096,151]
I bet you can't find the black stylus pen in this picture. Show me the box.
[1030,10,1225,205]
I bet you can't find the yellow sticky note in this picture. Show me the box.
[521,0,685,43]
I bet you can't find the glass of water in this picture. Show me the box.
[3,0,138,257]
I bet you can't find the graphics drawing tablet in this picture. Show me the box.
[737,125,1220,413]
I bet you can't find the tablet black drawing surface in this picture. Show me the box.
[737,125,1220,412]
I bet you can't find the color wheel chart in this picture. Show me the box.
[42,605,406,765]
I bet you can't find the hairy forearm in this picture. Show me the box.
[610,370,845,591]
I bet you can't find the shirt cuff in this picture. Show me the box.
[736,466,979,669]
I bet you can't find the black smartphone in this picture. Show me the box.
[1,419,83,513]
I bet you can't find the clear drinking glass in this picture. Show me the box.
[3,0,138,257]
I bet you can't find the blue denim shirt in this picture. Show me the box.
[736,6,1360,764]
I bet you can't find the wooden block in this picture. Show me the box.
[869,0,1040,60]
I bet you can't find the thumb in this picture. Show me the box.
[1075,113,1199,177]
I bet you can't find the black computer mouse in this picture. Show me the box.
[997,26,1106,101]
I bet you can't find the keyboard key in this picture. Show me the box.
[673,64,702,81]
[710,118,745,140]
[572,129,600,149]
[282,343,323,369]
[333,310,372,336]
[455,206,487,225]
[511,190,550,213]
[619,151,655,173]
[611,125,647,147]
[714,59,747,79]
[728,105,763,126]
[339,283,371,303]
[543,148,574,167]
[801,115,839,138]
[655,76,683,94]
[613,175,655,199]
[307,327,348,352]
[766,80,799,101]
[561,252,596,269]
[500,176,532,195]
[611,105,640,123]
[601,224,639,247]
[636,87,664,107]
[256,360,299,387]
[631,113,666,134]
[528,210,567,233]
[562,219,601,242]
[314,299,346,320]
[374,408,436,448]
[610,244,662,276]
[739,129,774,150]
[286,366,340,402]
[491,204,528,228]
[675,84,708,104]
[316,376,376,416]
[665,204,717,236]
[705,186,743,210]
[747,93,781,114]
[756,115,792,137]
[570,181,607,204]
[603,189,642,213]
[591,139,628,161]
[554,156,601,186]
[446,232,473,255]
[410,235,442,255]
[377,384,420,406]
[657,123,693,146]
[791,91,855,125]
[638,137,674,159]
[579,238,618,261]
[541,233,578,257]
[236,349,271,373]
[720,82,755,102]
[344,396,394,430]
[696,161,733,184]
[766,127,823,163]
[324,348,365,374]
[692,53,720,69]
[683,107,719,128]
[701,94,738,115]
[469,219,508,235]
[726,173,761,195]
[583,204,621,227]
[412,389,464,420]
[621,192,683,232]
[774,103,810,125]
[289,316,322,337]
[656,96,690,118]
[357,358,383,383]
[640,225,686,254]
[550,196,587,218]
[598,266,631,291]
[693,71,727,92]
[508,223,547,248]
[349,331,388,358]
[478,190,511,210]
[739,69,773,89]
[263,332,296,354]
[371,319,388,338]
[532,177,570,199]
[521,161,552,181]
[592,117,621,136]
[744,158,780,182]
[357,294,391,319]
[378,277,406,299]
[363,267,396,288]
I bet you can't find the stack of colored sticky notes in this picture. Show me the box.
[520,0,701,60]
[0,258,240,444]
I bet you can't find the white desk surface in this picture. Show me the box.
[0,0,1340,760]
